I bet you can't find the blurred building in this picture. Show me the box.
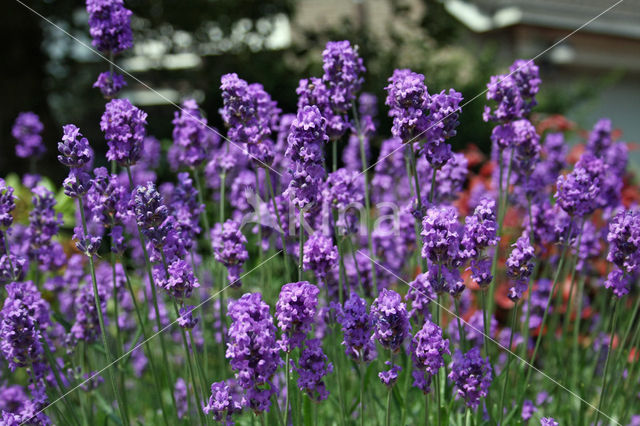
[297,0,640,144]
[444,0,640,145]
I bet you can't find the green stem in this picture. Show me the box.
[498,302,518,425]
[385,387,392,426]
[284,352,291,426]
[332,139,338,172]
[352,102,378,294]
[454,298,467,352]
[125,166,178,416]
[265,170,291,280]
[359,356,366,426]
[40,334,82,426]
[594,298,619,426]
[78,198,129,426]
[518,226,573,407]
[408,144,428,272]
[299,209,305,281]
[122,262,171,425]
[487,149,512,318]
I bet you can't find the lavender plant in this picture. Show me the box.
[3,10,640,425]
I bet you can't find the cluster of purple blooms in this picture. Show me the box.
[86,0,133,98]
[211,219,249,286]
[5,19,639,423]
[385,69,462,168]
[12,112,45,159]
[297,40,365,140]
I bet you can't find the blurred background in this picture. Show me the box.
[2,0,639,183]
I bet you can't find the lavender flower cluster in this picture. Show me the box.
[4,14,638,424]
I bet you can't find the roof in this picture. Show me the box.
[444,0,640,39]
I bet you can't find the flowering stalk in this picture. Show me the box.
[487,148,513,318]
[124,166,177,414]
[121,260,171,425]
[265,170,292,280]
[594,297,619,426]
[498,301,518,425]
[352,103,378,294]
[158,252,207,426]
[518,226,573,407]
[408,143,429,273]
[78,197,130,426]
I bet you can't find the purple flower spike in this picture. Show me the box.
[0,179,17,229]
[371,289,411,353]
[379,361,402,387]
[133,183,170,248]
[423,88,463,168]
[555,153,604,217]
[86,0,133,54]
[101,98,148,167]
[321,40,365,113]
[421,205,463,265]
[276,281,319,351]
[302,232,338,283]
[93,71,127,98]
[226,292,280,414]
[284,105,328,210]
[220,73,280,146]
[295,338,333,401]
[0,281,50,371]
[203,380,244,424]
[506,233,535,301]
[171,99,219,169]
[58,124,93,168]
[606,209,640,274]
[385,69,430,143]
[410,318,450,377]
[448,347,492,409]
[156,258,200,301]
[177,305,199,329]
[12,112,45,159]
[336,292,377,362]
[211,219,249,287]
[540,417,558,426]
[406,272,436,319]
[604,268,631,298]
[63,169,93,199]
[484,59,540,122]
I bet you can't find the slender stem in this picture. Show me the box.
[122,262,171,425]
[454,298,467,351]
[518,226,573,407]
[359,356,365,426]
[125,166,178,415]
[620,318,640,422]
[488,149,513,318]
[594,298,619,426]
[265,170,291,280]
[78,197,129,426]
[2,231,17,281]
[332,140,338,172]
[284,352,291,426]
[40,333,82,426]
[498,302,518,425]
[407,144,428,272]
[404,150,423,273]
[345,236,363,292]
[254,169,265,285]
[174,303,207,426]
[299,209,305,281]
[352,102,378,294]
[429,165,436,204]
[480,290,490,357]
